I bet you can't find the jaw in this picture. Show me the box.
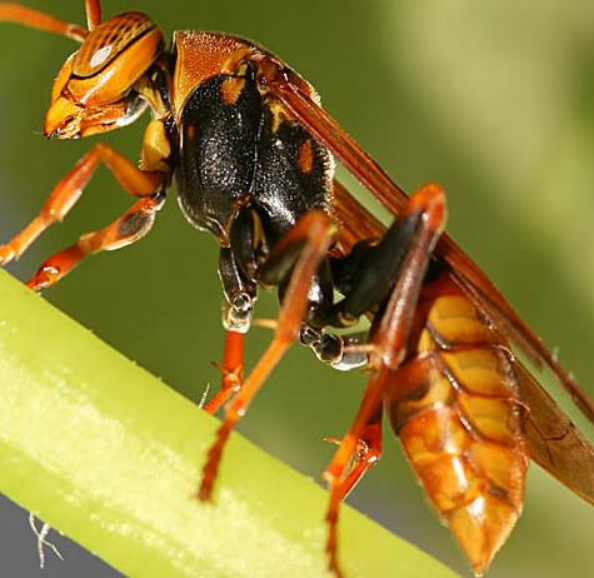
[44,96,83,139]
[44,96,148,139]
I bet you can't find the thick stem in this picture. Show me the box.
[0,269,458,578]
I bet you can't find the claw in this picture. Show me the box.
[323,436,342,446]
[26,265,59,291]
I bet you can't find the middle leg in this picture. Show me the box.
[199,210,337,501]
[204,331,246,415]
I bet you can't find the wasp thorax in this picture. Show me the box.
[44,12,163,139]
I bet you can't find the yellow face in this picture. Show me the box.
[45,12,163,138]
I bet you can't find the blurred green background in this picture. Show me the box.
[1,1,593,577]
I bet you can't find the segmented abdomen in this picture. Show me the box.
[383,273,528,576]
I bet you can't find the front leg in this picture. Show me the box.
[26,192,166,291]
[0,143,162,266]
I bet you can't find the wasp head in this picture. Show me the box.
[45,12,164,139]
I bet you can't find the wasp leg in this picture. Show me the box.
[204,331,245,415]
[0,144,162,266]
[204,239,260,414]
[300,327,369,371]
[322,183,446,577]
[325,410,383,504]
[26,192,165,291]
[325,407,382,578]
[0,4,87,41]
[199,210,337,501]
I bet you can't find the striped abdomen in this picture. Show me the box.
[383,273,528,576]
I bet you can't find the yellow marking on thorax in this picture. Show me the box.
[269,100,292,133]
[221,77,246,106]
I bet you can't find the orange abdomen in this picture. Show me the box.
[383,274,528,576]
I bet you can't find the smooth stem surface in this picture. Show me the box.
[0,269,459,578]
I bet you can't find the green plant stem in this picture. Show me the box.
[0,269,459,578]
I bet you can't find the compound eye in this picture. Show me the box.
[73,12,157,78]
[65,11,163,106]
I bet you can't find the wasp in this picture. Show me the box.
[1,2,593,576]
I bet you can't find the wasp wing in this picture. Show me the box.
[515,362,594,505]
[267,72,594,425]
